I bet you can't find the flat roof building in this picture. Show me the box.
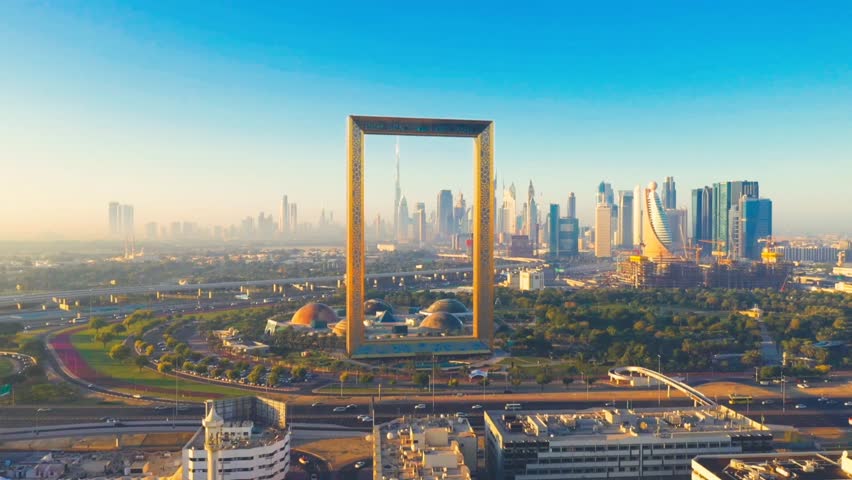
[375,415,477,480]
[182,396,290,480]
[484,406,772,480]
[692,451,852,480]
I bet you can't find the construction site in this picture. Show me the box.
[616,237,793,290]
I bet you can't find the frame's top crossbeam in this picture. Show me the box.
[351,115,491,138]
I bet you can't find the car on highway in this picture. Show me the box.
[471,404,483,410]
[346,404,357,410]
[360,416,373,423]
[132,394,142,399]
[760,399,775,405]
[796,383,809,389]
[354,461,366,469]
[333,406,348,413]
[154,405,169,411]
[844,401,852,407]
[87,384,94,389]
[298,456,310,465]
[454,412,467,418]
[794,404,807,409]
[311,402,322,407]
[36,408,51,413]
[414,403,427,410]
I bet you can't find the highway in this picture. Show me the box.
[2,396,849,431]
[0,264,533,308]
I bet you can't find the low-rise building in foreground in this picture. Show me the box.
[485,406,772,480]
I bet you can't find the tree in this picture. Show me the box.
[145,344,155,356]
[182,361,195,371]
[339,371,351,384]
[134,355,149,371]
[157,362,173,373]
[412,372,430,389]
[108,344,130,362]
[95,331,114,349]
[561,377,574,389]
[447,378,459,388]
[741,350,761,367]
[109,324,126,335]
[535,372,552,392]
[89,317,106,333]
[225,369,239,380]
[291,365,308,379]
[361,373,374,384]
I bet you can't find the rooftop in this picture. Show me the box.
[486,406,769,444]
[377,415,475,480]
[692,451,852,480]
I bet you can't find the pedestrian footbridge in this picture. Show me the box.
[608,366,715,407]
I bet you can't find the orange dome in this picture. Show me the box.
[291,303,338,327]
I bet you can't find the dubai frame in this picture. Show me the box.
[346,115,494,358]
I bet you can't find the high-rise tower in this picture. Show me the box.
[436,189,454,239]
[594,204,613,258]
[397,195,409,242]
[278,195,289,235]
[393,138,401,241]
[712,181,759,256]
[526,180,537,247]
[617,191,634,248]
[641,181,674,259]
[632,185,643,247]
[691,187,713,255]
[567,192,576,219]
[662,176,677,210]
[108,202,121,236]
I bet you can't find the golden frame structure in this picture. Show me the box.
[346,115,494,358]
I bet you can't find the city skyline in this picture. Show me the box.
[2,3,852,239]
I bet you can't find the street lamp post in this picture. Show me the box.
[657,355,662,407]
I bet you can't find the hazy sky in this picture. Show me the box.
[2,2,851,240]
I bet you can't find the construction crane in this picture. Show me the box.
[699,240,728,263]
[758,236,784,264]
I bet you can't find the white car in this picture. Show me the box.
[760,399,775,406]
[354,461,366,469]
[796,383,810,389]
[360,416,373,423]
[333,406,347,413]
[471,404,483,410]
[844,401,852,407]
[794,404,807,409]
[414,403,427,410]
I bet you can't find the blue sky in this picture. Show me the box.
[1,2,851,239]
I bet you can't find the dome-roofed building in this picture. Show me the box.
[332,320,348,337]
[374,310,400,324]
[419,312,464,334]
[419,298,471,319]
[290,303,337,328]
[365,299,394,316]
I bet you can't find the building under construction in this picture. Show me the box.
[617,255,792,289]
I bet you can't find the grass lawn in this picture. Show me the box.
[69,326,248,398]
[0,357,15,377]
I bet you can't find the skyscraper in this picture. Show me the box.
[632,185,643,247]
[108,202,121,236]
[278,195,289,234]
[691,187,713,255]
[454,192,467,234]
[393,138,401,240]
[566,192,576,218]
[641,181,673,259]
[666,208,688,253]
[502,183,517,235]
[594,204,613,258]
[616,191,634,248]
[145,222,158,240]
[547,204,559,257]
[120,204,134,235]
[596,181,613,205]
[414,202,426,247]
[290,204,298,233]
[662,176,677,209]
[397,195,409,242]
[712,181,759,256]
[526,181,537,247]
[436,189,454,239]
[738,197,772,260]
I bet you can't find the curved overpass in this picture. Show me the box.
[608,366,716,407]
